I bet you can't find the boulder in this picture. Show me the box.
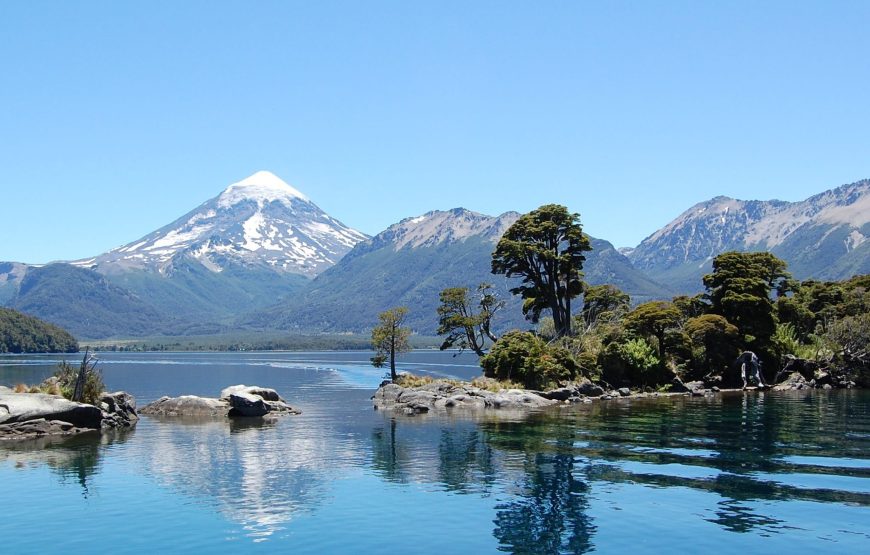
[617,387,631,397]
[669,378,691,393]
[773,372,808,391]
[0,392,103,429]
[220,385,284,403]
[100,391,139,429]
[227,392,270,417]
[779,355,819,381]
[485,390,555,409]
[576,379,605,397]
[540,387,576,401]
[140,395,229,417]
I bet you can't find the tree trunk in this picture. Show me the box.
[390,338,397,382]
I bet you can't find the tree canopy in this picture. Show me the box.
[703,251,793,356]
[491,204,592,337]
[371,307,411,382]
[437,283,503,356]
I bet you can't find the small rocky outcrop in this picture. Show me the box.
[0,390,138,441]
[140,395,229,417]
[773,372,809,391]
[373,381,557,414]
[140,384,300,418]
[100,391,139,429]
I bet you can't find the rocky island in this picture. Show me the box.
[140,384,301,418]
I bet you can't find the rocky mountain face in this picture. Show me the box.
[629,179,870,292]
[249,208,671,335]
[2,172,368,337]
[80,171,367,278]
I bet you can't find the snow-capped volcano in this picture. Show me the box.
[80,171,368,277]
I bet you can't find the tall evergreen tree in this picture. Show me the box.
[491,204,592,337]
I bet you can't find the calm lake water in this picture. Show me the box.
[1,351,868,554]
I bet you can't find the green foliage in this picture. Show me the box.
[437,283,504,356]
[821,314,870,386]
[601,338,661,387]
[371,307,411,382]
[0,307,78,353]
[580,284,630,329]
[624,301,682,363]
[618,338,660,375]
[684,314,740,378]
[53,352,106,405]
[703,251,793,357]
[479,331,580,390]
[491,204,592,337]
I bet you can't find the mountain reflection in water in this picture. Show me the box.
[0,352,867,554]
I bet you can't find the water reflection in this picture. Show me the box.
[0,430,132,498]
[129,416,367,542]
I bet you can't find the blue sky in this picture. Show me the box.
[1,1,868,264]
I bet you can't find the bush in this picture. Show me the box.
[480,331,580,390]
[601,338,662,387]
[53,353,106,405]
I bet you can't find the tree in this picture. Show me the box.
[371,307,411,382]
[702,251,792,355]
[437,283,504,356]
[580,284,630,329]
[491,204,592,338]
[624,301,682,364]
[684,314,740,378]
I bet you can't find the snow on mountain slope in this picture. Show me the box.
[629,178,870,289]
[80,171,368,277]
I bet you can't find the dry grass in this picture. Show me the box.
[14,383,27,393]
[470,376,525,392]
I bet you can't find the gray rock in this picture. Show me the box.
[220,385,284,403]
[576,379,605,397]
[711,386,720,392]
[0,392,103,429]
[227,392,269,417]
[140,395,229,417]
[540,387,576,401]
[485,390,554,409]
[100,391,139,429]
[618,387,631,397]
[773,372,808,391]
[373,382,555,413]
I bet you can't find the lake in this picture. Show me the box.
[1,351,868,554]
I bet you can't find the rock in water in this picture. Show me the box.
[0,392,103,429]
[100,391,139,429]
[227,393,269,417]
[140,395,229,417]
[220,385,284,403]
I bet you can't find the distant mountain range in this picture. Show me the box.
[1,173,868,339]
[246,208,669,334]
[629,179,870,291]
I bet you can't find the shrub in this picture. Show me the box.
[479,331,580,390]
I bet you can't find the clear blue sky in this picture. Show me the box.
[2,1,868,264]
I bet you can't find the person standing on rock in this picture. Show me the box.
[737,351,766,389]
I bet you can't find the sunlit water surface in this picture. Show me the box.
[1,351,867,554]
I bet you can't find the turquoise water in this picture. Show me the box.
[1,352,868,554]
